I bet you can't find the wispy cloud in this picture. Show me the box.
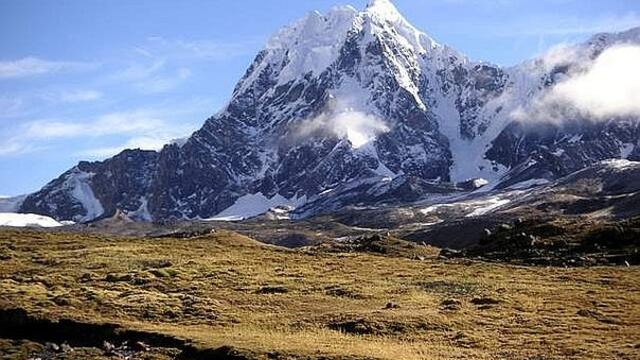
[107,58,192,94]
[102,36,258,93]
[0,96,26,118]
[108,60,166,82]
[291,99,390,149]
[140,36,259,62]
[0,98,211,158]
[22,109,178,140]
[0,35,245,158]
[133,67,192,94]
[0,57,97,79]
[512,44,640,123]
[0,137,46,156]
[43,89,103,103]
[553,45,640,118]
[0,89,103,124]
[0,141,32,156]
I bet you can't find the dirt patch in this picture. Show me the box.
[0,308,253,360]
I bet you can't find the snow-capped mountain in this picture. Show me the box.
[19,0,640,222]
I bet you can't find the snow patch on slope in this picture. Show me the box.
[208,193,307,221]
[432,89,510,184]
[621,143,635,159]
[419,194,512,218]
[128,198,153,221]
[601,158,637,170]
[0,213,63,228]
[466,198,511,217]
[66,169,105,222]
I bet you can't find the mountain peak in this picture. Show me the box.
[365,0,403,22]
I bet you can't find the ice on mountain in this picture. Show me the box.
[264,5,358,85]
[601,159,637,170]
[0,213,63,228]
[66,170,105,222]
[208,193,307,221]
[465,197,511,217]
[621,143,635,159]
[128,198,153,221]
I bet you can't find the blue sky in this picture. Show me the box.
[1,0,639,196]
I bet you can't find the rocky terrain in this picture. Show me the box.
[6,159,632,268]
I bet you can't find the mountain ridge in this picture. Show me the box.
[17,1,640,222]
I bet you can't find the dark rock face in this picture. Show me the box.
[18,4,640,222]
[457,64,508,140]
[21,150,159,222]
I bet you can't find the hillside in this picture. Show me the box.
[1,229,638,359]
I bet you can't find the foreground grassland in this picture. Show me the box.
[0,229,638,359]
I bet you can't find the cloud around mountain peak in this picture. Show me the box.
[512,43,640,124]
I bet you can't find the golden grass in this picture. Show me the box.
[0,229,639,359]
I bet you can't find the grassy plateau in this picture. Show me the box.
[0,229,638,359]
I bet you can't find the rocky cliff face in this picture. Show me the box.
[20,0,640,222]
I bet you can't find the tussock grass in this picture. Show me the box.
[0,229,639,359]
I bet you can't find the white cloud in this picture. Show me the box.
[537,43,584,71]
[57,89,103,103]
[107,59,192,94]
[0,138,44,156]
[109,60,166,82]
[293,101,389,148]
[38,89,103,104]
[22,109,172,139]
[141,36,259,61]
[102,35,258,93]
[133,67,192,94]
[0,57,96,79]
[513,44,640,123]
[0,141,27,156]
[0,98,211,158]
[0,96,25,118]
[0,89,102,123]
[552,45,640,118]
